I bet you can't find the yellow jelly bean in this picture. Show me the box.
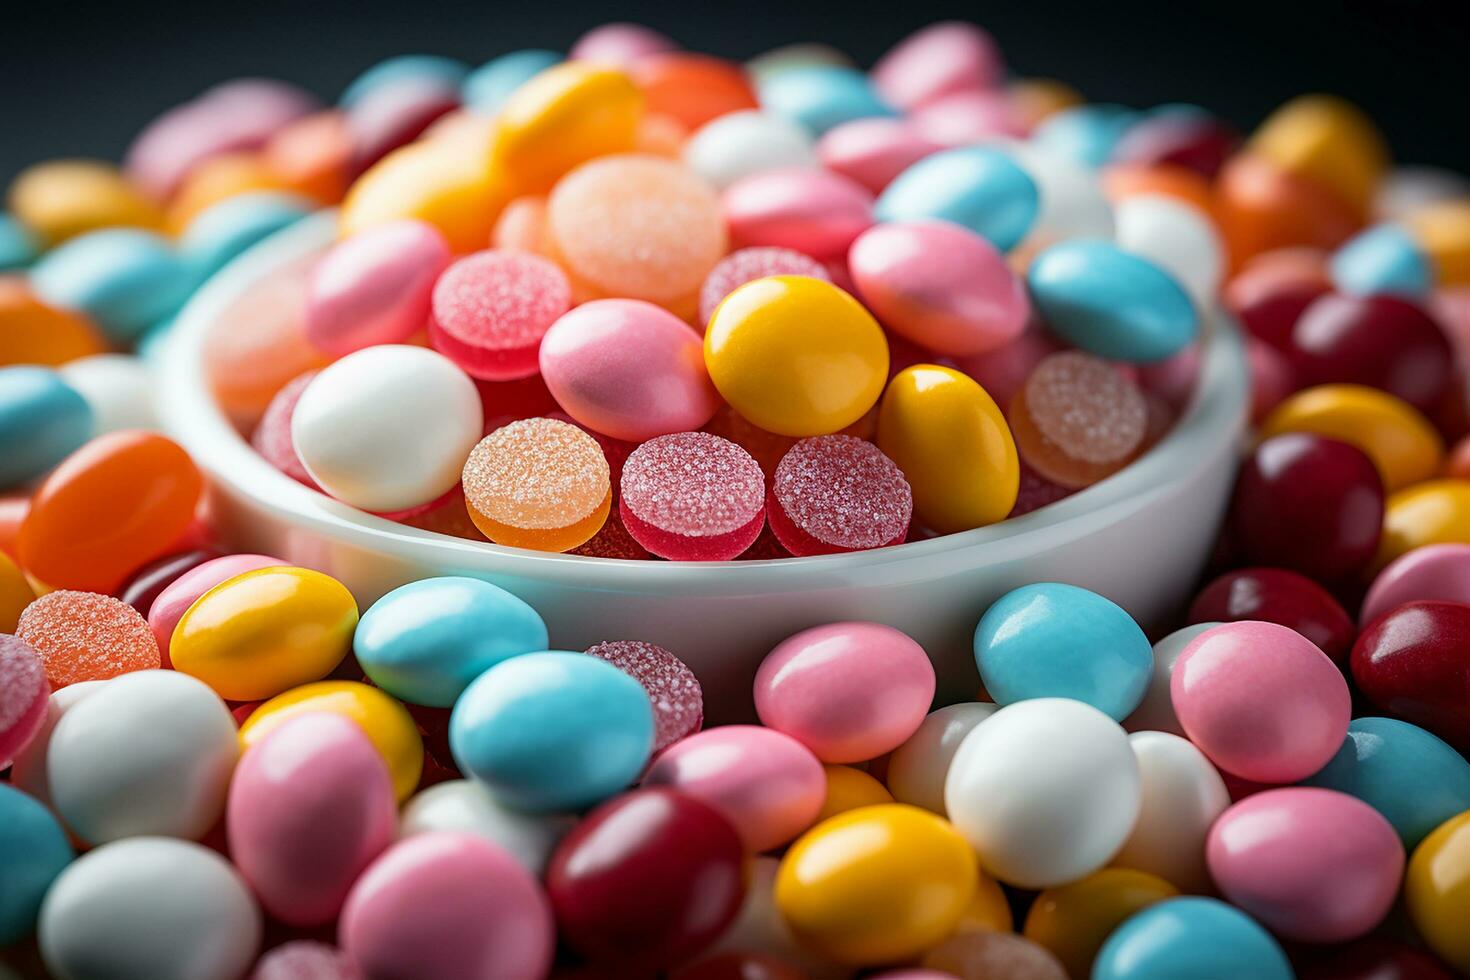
[8,160,163,245]
[815,766,893,823]
[0,279,109,368]
[0,550,35,633]
[341,141,511,254]
[953,868,1014,934]
[706,276,889,437]
[775,803,977,966]
[240,680,423,801]
[1023,868,1179,979]
[1376,479,1470,570]
[1406,810,1470,974]
[492,63,643,194]
[1408,200,1470,286]
[1249,94,1387,218]
[877,365,1019,533]
[1259,384,1443,492]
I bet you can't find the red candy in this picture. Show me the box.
[767,435,913,555]
[585,640,704,753]
[1111,112,1239,178]
[116,548,221,617]
[430,250,573,381]
[0,635,47,768]
[619,432,766,561]
[252,370,321,488]
[1351,600,1470,752]
[697,247,830,326]
[1223,250,1332,351]
[1188,568,1357,666]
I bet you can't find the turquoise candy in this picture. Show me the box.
[0,213,39,270]
[1094,898,1292,980]
[463,50,562,114]
[450,651,654,813]
[1027,240,1198,362]
[355,576,549,708]
[340,55,469,107]
[180,192,312,279]
[876,146,1039,253]
[974,582,1152,721]
[0,784,75,945]
[0,366,93,489]
[1301,716,1470,849]
[758,65,896,135]
[1032,103,1140,168]
[1330,223,1433,299]
[30,228,194,344]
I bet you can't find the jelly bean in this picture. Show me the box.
[975,582,1152,721]
[119,549,224,622]
[147,553,282,658]
[38,837,261,980]
[885,702,998,813]
[1249,94,1387,219]
[1112,731,1229,893]
[47,670,237,844]
[1288,293,1453,413]
[765,435,911,555]
[586,639,703,752]
[1297,936,1458,980]
[17,590,161,688]
[1092,897,1292,980]
[227,712,395,926]
[240,680,423,801]
[1009,350,1149,489]
[1033,104,1140,169]
[430,249,571,380]
[1259,384,1444,491]
[1406,809,1470,974]
[1361,543,1470,625]
[1006,143,1116,249]
[340,140,510,253]
[1215,153,1360,267]
[30,228,193,344]
[876,146,1039,252]
[0,366,92,489]
[1188,568,1356,665]
[1378,479,1470,568]
[1111,108,1239,178]
[0,550,35,632]
[756,622,934,763]
[775,803,975,966]
[263,110,353,205]
[1408,200,1470,286]
[817,118,942,195]
[291,345,482,513]
[0,783,73,946]
[877,364,1019,533]
[722,168,873,262]
[1028,240,1198,362]
[909,90,1022,147]
[341,831,553,980]
[1351,600,1470,751]
[492,63,643,194]
[1331,223,1432,298]
[400,779,573,876]
[1113,194,1224,309]
[815,764,894,822]
[304,220,448,357]
[250,942,360,980]
[919,932,1067,980]
[945,698,1140,888]
[570,22,678,64]
[616,431,763,560]
[1023,868,1179,979]
[56,353,154,435]
[682,109,818,191]
[0,636,46,769]
[179,191,310,278]
[463,50,561,114]
[0,280,108,368]
[870,21,1004,110]
[698,247,829,326]
[1208,787,1403,942]
[0,213,39,269]
[758,65,895,135]
[7,159,162,248]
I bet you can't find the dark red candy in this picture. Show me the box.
[1288,293,1454,414]
[1224,264,1332,352]
[546,787,746,970]
[1351,600,1470,752]
[1296,934,1457,980]
[1111,112,1240,178]
[1229,433,1384,582]
[347,79,459,176]
[115,548,219,617]
[1009,461,1073,518]
[671,952,808,980]
[1187,567,1357,665]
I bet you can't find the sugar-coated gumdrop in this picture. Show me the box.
[569,513,651,559]
[586,640,703,752]
[430,250,572,381]
[0,635,47,768]
[1010,351,1148,489]
[768,435,912,555]
[697,246,829,326]
[251,370,321,488]
[16,590,161,689]
[619,431,766,561]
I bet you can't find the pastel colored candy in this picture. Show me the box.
[1112,731,1229,893]
[0,366,92,489]
[910,90,1023,147]
[30,228,195,343]
[876,146,1040,253]
[58,353,157,435]
[758,65,896,135]
[179,191,311,278]
[399,779,574,876]
[0,213,40,270]
[340,55,469,108]
[1032,104,1140,168]
[1331,222,1433,297]
[683,110,819,190]
[1006,142,1116,248]
[0,783,74,945]
[8,681,105,808]
[569,22,678,65]
[1092,897,1292,980]
[1361,543,1470,625]
[147,553,284,660]
[305,220,450,356]
[722,168,874,262]
[1125,622,1218,736]
[1113,194,1224,309]
[462,50,562,114]
[885,702,999,814]
[870,21,1005,110]
[817,118,942,194]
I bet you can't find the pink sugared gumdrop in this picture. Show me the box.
[149,554,285,662]
[430,250,572,381]
[817,118,943,195]
[250,941,362,980]
[569,23,678,66]
[586,640,703,752]
[722,168,874,262]
[698,247,830,326]
[539,299,720,442]
[305,220,450,356]
[754,622,935,763]
[252,370,321,489]
[871,21,1006,110]
[619,432,766,561]
[0,635,48,769]
[768,435,912,555]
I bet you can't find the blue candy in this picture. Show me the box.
[0,784,74,945]
[450,651,653,812]
[876,146,1040,253]
[463,50,562,114]
[1032,103,1140,168]
[1330,223,1433,299]
[0,366,93,489]
[356,576,549,707]
[341,55,470,107]
[179,192,312,279]
[30,229,194,344]
[0,213,39,271]
[1028,240,1198,362]
[974,582,1152,721]
[758,65,896,135]
[1300,716,1470,849]
[1094,898,1292,980]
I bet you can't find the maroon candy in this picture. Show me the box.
[1351,600,1470,752]
[1188,567,1357,665]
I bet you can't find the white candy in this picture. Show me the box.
[683,110,819,190]
[9,681,105,807]
[58,354,157,434]
[47,671,238,845]
[291,345,483,513]
[1007,142,1115,248]
[944,698,1141,888]
[1124,622,1219,737]
[399,779,573,875]
[39,837,260,980]
[1376,166,1470,222]
[701,855,854,980]
[885,701,998,814]
[1114,194,1224,311]
[1111,731,1230,893]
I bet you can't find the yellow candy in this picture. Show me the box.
[0,550,35,633]
[1259,384,1443,492]
[1376,479,1470,570]
[705,276,889,437]
[7,160,163,245]
[1408,200,1470,286]
[239,680,423,801]
[1023,868,1179,979]
[814,766,893,823]
[492,63,643,194]
[954,868,1014,934]
[1249,94,1387,218]
[877,365,1019,533]
[1406,810,1470,974]
[775,803,977,966]
[341,141,510,254]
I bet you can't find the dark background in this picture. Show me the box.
[2,0,1469,185]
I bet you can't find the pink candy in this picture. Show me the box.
[722,168,874,262]
[870,21,1006,110]
[0,636,48,769]
[569,23,679,66]
[850,220,1030,356]
[1360,543,1470,626]
[818,118,943,194]
[539,299,720,441]
[305,220,450,356]
[586,640,704,753]
[250,942,361,980]
[910,90,1024,147]
[253,371,321,488]
[955,325,1066,415]
[431,250,573,381]
[698,247,830,326]
[619,432,766,561]
[149,553,285,660]
[768,435,913,555]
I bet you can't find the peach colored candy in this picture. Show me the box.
[722,168,874,262]
[698,247,830,327]
[1360,544,1470,626]
[430,250,572,381]
[635,113,689,157]
[148,554,284,662]
[540,299,720,441]
[871,21,1006,110]
[818,118,943,194]
[0,636,47,768]
[305,220,450,356]
[1010,351,1149,489]
[492,196,552,255]
[264,110,354,205]
[850,220,1029,357]
[16,590,161,689]
[570,22,678,65]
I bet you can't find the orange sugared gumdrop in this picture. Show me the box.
[1010,351,1148,489]
[17,590,161,689]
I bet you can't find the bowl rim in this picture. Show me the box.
[159,210,1248,596]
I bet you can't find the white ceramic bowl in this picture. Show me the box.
[160,213,1248,719]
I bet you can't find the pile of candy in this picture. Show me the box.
[7,15,1470,980]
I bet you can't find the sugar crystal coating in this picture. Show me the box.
[570,513,651,560]
[16,590,161,689]
[0,635,47,765]
[250,941,363,980]
[461,418,611,550]
[251,369,321,488]
[621,432,765,538]
[586,639,703,751]
[429,250,572,380]
[1011,350,1148,488]
[770,435,913,554]
[698,246,830,325]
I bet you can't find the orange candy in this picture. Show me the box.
[263,111,354,205]
[18,431,204,594]
[16,590,161,688]
[492,195,553,256]
[166,152,293,233]
[1010,352,1148,489]
[0,278,109,367]
[1214,153,1361,270]
[635,114,689,157]
[1101,163,1216,220]
[0,495,28,558]
[631,54,759,131]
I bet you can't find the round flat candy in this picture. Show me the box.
[619,432,766,561]
[429,249,571,381]
[17,590,160,689]
[768,435,912,555]
[0,636,47,769]
[1009,351,1148,489]
[697,246,829,326]
[585,639,702,752]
